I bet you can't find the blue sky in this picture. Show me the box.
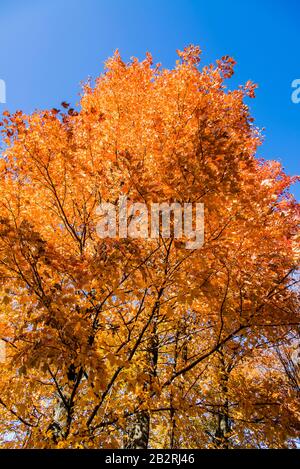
[0,0,299,198]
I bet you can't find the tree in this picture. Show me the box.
[0,46,299,448]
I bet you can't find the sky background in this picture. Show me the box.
[0,0,299,198]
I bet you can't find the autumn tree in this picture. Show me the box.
[0,46,299,449]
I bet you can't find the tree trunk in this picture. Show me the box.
[47,364,78,444]
[47,394,68,444]
[214,350,231,448]
[124,317,159,449]
[124,411,150,449]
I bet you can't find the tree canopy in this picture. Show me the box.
[0,46,299,448]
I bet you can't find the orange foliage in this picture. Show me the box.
[0,46,299,448]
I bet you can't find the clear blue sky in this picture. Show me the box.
[0,0,299,198]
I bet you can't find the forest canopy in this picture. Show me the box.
[0,46,299,449]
